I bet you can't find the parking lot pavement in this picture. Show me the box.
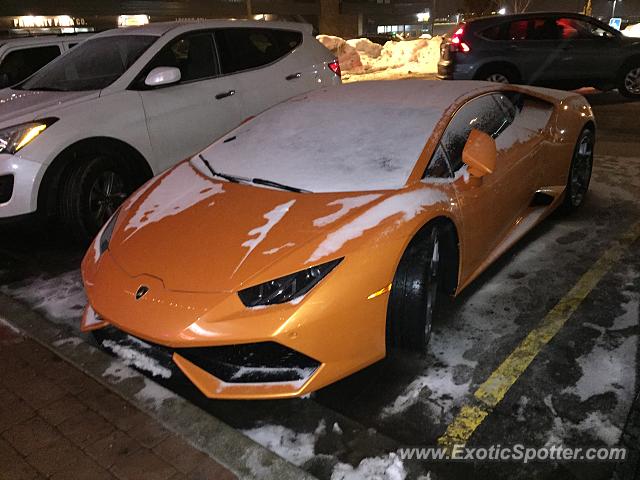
[0,91,638,480]
[0,321,236,480]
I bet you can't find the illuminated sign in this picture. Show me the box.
[609,17,622,30]
[12,15,87,28]
[117,15,150,27]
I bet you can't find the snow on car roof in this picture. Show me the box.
[197,80,490,193]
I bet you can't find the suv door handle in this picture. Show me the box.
[215,90,235,100]
[286,73,302,80]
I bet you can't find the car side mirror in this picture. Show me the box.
[462,129,497,178]
[144,66,181,88]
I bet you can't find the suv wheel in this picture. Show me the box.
[475,65,519,84]
[486,73,510,83]
[61,153,134,243]
[619,63,640,98]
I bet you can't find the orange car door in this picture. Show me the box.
[431,93,542,283]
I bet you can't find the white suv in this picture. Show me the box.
[0,34,93,89]
[0,21,340,240]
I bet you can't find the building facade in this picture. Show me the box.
[1,0,440,39]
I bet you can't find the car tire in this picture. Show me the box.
[562,127,594,212]
[618,62,640,99]
[475,65,519,84]
[60,153,134,243]
[386,225,443,352]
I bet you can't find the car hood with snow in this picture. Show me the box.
[101,161,449,293]
[197,80,488,193]
[0,89,98,129]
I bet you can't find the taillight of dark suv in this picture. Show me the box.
[450,25,471,53]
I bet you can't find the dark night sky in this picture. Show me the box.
[440,0,640,17]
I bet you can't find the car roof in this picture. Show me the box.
[467,11,598,25]
[93,20,313,39]
[0,33,93,48]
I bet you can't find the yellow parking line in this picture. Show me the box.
[438,220,640,449]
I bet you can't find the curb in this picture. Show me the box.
[0,292,317,480]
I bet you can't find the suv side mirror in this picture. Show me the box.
[144,67,181,88]
[462,129,497,178]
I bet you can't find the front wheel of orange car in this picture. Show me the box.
[563,128,594,211]
[387,226,442,352]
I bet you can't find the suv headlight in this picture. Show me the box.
[0,118,57,155]
[238,258,342,307]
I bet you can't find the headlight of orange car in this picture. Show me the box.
[238,258,342,307]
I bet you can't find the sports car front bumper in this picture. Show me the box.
[82,250,390,399]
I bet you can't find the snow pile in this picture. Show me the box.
[623,22,640,37]
[316,35,363,71]
[317,35,442,77]
[346,38,383,58]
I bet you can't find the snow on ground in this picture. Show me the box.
[544,267,638,447]
[317,35,441,82]
[623,22,640,37]
[134,377,179,411]
[0,270,86,327]
[241,423,320,466]
[103,361,140,384]
[244,420,407,479]
[331,453,406,480]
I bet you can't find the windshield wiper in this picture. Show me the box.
[251,178,309,193]
[198,155,308,193]
[199,155,243,184]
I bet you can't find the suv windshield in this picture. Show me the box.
[19,35,156,92]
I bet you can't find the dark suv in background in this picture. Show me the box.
[437,12,640,98]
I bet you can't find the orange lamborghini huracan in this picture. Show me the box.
[81,80,595,400]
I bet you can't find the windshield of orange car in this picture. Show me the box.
[194,82,478,193]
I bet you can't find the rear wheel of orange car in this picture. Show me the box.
[563,128,594,211]
[387,225,443,352]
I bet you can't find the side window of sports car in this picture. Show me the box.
[435,94,512,174]
[491,93,553,152]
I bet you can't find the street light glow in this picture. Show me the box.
[498,7,507,15]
